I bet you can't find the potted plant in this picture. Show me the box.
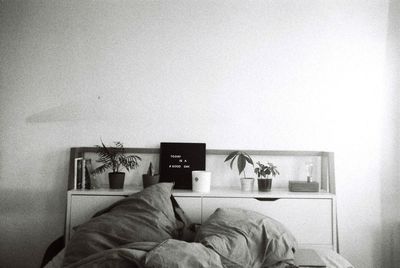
[142,162,160,188]
[254,161,279,192]
[224,151,255,191]
[93,141,141,189]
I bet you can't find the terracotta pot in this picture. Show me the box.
[142,174,160,188]
[109,172,125,189]
[258,178,272,192]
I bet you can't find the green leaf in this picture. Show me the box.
[101,140,112,156]
[243,154,254,166]
[94,140,139,174]
[224,151,239,162]
[92,163,112,175]
[237,155,246,175]
[229,155,238,169]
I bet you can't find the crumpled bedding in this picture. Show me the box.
[62,183,297,268]
[196,208,297,268]
[63,183,181,266]
[47,246,354,268]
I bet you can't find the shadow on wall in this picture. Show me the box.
[0,188,66,267]
[25,101,108,123]
[378,223,400,267]
[0,141,72,268]
[0,188,64,215]
[386,223,400,265]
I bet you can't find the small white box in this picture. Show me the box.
[192,171,211,193]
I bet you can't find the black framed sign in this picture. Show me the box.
[159,142,206,189]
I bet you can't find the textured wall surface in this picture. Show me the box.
[0,1,396,267]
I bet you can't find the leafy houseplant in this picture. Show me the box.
[93,141,141,189]
[142,162,160,188]
[224,151,255,191]
[254,161,279,192]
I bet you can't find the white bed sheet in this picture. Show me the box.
[44,247,353,268]
[314,248,354,268]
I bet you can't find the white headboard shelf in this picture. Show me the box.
[66,147,338,252]
[67,147,335,193]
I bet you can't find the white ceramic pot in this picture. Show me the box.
[240,177,255,192]
[192,171,211,193]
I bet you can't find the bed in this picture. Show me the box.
[43,183,353,268]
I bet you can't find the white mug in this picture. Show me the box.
[192,171,211,193]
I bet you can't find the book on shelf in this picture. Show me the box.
[74,158,94,189]
[84,159,94,189]
[74,157,83,189]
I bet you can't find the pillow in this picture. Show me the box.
[63,183,180,266]
[195,208,297,268]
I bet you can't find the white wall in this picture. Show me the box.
[0,0,395,267]
[380,0,400,267]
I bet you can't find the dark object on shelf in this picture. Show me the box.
[159,142,206,189]
[143,174,160,188]
[143,162,160,188]
[84,159,93,189]
[258,178,272,192]
[74,157,83,189]
[109,172,125,189]
[289,181,319,192]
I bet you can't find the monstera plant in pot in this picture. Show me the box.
[93,141,141,189]
[225,151,254,191]
[254,161,279,192]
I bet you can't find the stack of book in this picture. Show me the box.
[73,158,94,189]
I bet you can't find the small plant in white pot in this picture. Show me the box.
[224,151,255,191]
[254,161,279,192]
[93,141,141,189]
